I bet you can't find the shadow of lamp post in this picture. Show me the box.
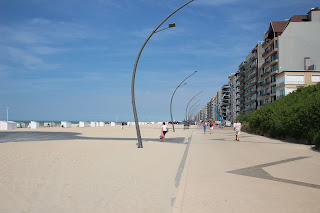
[131,0,195,148]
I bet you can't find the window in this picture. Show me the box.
[311,75,320,82]
[286,75,304,84]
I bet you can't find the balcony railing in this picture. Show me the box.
[262,50,270,57]
[262,81,270,86]
[262,61,270,67]
[261,71,270,77]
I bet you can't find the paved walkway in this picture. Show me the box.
[173,127,320,213]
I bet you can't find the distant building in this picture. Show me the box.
[262,7,320,103]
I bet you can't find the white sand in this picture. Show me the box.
[0,124,193,213]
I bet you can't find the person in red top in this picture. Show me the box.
[210,121,215,134]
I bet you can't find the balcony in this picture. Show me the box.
[270,69,279,76]
[263,81,270,87]
[270,81,276,87]
[262,61,270,67]
[262,39,271,47]
[264,48,278,59]
[244,91,253,97]
[262,49,270,57]
[269,58,278,67]
[261,71,270,77]
[244,83,252,90]
[262,37,277,48]
[244,107,253,112]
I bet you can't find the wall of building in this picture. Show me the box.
[279,22,320,72]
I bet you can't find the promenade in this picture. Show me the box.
[173,127,320,213]
[0,125,319,212]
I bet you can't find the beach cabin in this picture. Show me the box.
[90,121,96,127]
[30,121,40,129]
[111,122,116,127]
[99,122,105,127]
[61,121,71,128]
[79,121,89,127]
[0,121,17,130]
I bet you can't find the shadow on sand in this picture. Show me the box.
[0,131,186,144]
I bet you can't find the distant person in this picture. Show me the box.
[210,121,215,134]
[203,122,206,134]
[121,122,124,130]
[234,120,242,141]
[161,122,167,142]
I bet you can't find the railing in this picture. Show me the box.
[277,82,285,87]
[262,81,270,86]
[262,71,270,77]
[262,61,270,67]
[244,83,252,90]
[245,107,253,111]
[262,50,270,57]
[262,39,272,47]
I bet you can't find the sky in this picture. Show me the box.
[0,0,318,122]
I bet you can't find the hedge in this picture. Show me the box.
[237,83,320,149]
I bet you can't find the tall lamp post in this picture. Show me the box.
[131,0,195,148]
[185,91,202,122]
[170,70,197,132]
[6,105,9,121]
[187,99,200,120]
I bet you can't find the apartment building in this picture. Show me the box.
[237,62,246,113]
[276,8,320,97]
[195,7,320,120]
[228,73,240,123]
[262,7,320,103]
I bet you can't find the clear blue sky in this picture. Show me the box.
[0,0,318,122]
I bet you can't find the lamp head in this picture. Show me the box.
[169,23,176,28]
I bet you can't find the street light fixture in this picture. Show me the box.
[170,70,198,132]
[131,0,195,148]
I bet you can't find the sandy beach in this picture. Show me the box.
[0,124,193,213]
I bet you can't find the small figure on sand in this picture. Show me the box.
[203,122,206,134]
[121,122,124,130]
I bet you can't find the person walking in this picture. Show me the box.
[121,122,124,130]
[161,122,168,142]
[203,122,207,134]
[210,121,215,134]
[234,120,242,141]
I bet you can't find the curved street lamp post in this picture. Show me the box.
[170,70,197,132]
[185,91,202,122]
[131,0,195,148]
[187,100,200,120]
